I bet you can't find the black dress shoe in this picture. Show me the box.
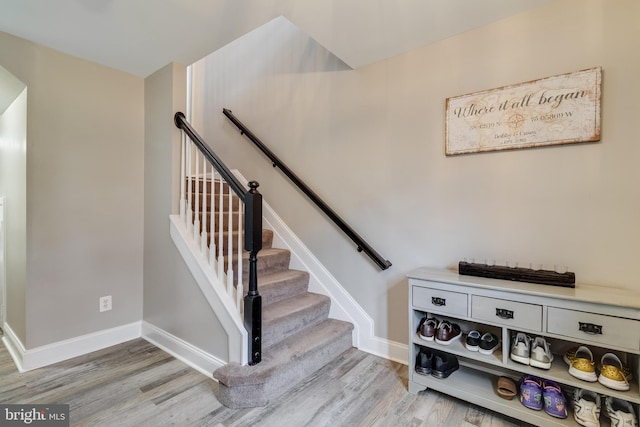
[431,351,459,379]
[415,347,433,375]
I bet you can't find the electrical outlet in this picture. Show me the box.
[99,295,112,312]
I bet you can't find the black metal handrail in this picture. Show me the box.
[175,112,246,198]
[222,108,392,271]
[174,112,263,365]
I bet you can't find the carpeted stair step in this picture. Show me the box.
[236,248,291,277]
[213,318,354,408]
[207,229,273,253]
[254,269,309,306]
[220,248,291,279]
[262,292,330,349]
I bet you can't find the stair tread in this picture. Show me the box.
[214,318,353,387]
[257,268,308,287]
[241,247,289,259]
[236,247,291,276]
[257,269,309,306]
[263,292,329,323]
[220,246,287,259]
[262,292,330,349]
[263,291,328,324]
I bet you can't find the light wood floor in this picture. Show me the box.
[0,337,529,427]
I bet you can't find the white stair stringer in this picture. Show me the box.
[169,214,247,365]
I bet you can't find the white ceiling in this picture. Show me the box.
[0,0,554,77]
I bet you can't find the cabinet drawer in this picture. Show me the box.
[471,296,542,331]
[412,286,467,317]
[547,307,640,351]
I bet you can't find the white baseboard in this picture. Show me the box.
[363,336,408,365]
[1,320,225,376]
[2,321,142,372]
[2,323,26,372]
[141,321,224,378]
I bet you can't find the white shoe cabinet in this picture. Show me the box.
[407,267,640,426]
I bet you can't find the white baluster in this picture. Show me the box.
[209,172,217,269]
[200,157,208,256]
[179,130,186,222]
[217,178,225,283]
[226,189,234,295]
[193,151,200,245]
[186,141,193,234]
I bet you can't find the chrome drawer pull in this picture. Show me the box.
[431,297,446,306]
[579,322,602,335]
[496,308,514,319]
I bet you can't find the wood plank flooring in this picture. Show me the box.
[0,338,530,426]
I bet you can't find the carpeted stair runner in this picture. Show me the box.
[188,178,354,408]
[214,319,353,408]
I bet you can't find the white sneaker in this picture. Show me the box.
[510,332,530,365]
[529,336,553,369]
[573,388,600,427]
[604,396,638,427]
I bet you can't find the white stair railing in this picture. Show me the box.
[178,132,245,313]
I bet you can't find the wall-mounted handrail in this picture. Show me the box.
[175,112,263,365]
[222,108,392,271]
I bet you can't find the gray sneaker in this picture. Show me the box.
[530,336,553,369]
[510,332,530,365]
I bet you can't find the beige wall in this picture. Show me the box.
[0,30,234,359]
[143,63,229,360]
[195,0,640,344]
[0,31,144,348]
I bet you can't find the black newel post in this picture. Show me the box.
[244,181,263,365]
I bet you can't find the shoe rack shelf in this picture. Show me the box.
[413,331,504,367]
[407,267,640,426]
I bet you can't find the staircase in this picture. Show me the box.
[188,177,354,408]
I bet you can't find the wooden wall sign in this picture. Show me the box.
[445,67,602,155]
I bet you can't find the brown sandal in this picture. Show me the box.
[497,376,517,400]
